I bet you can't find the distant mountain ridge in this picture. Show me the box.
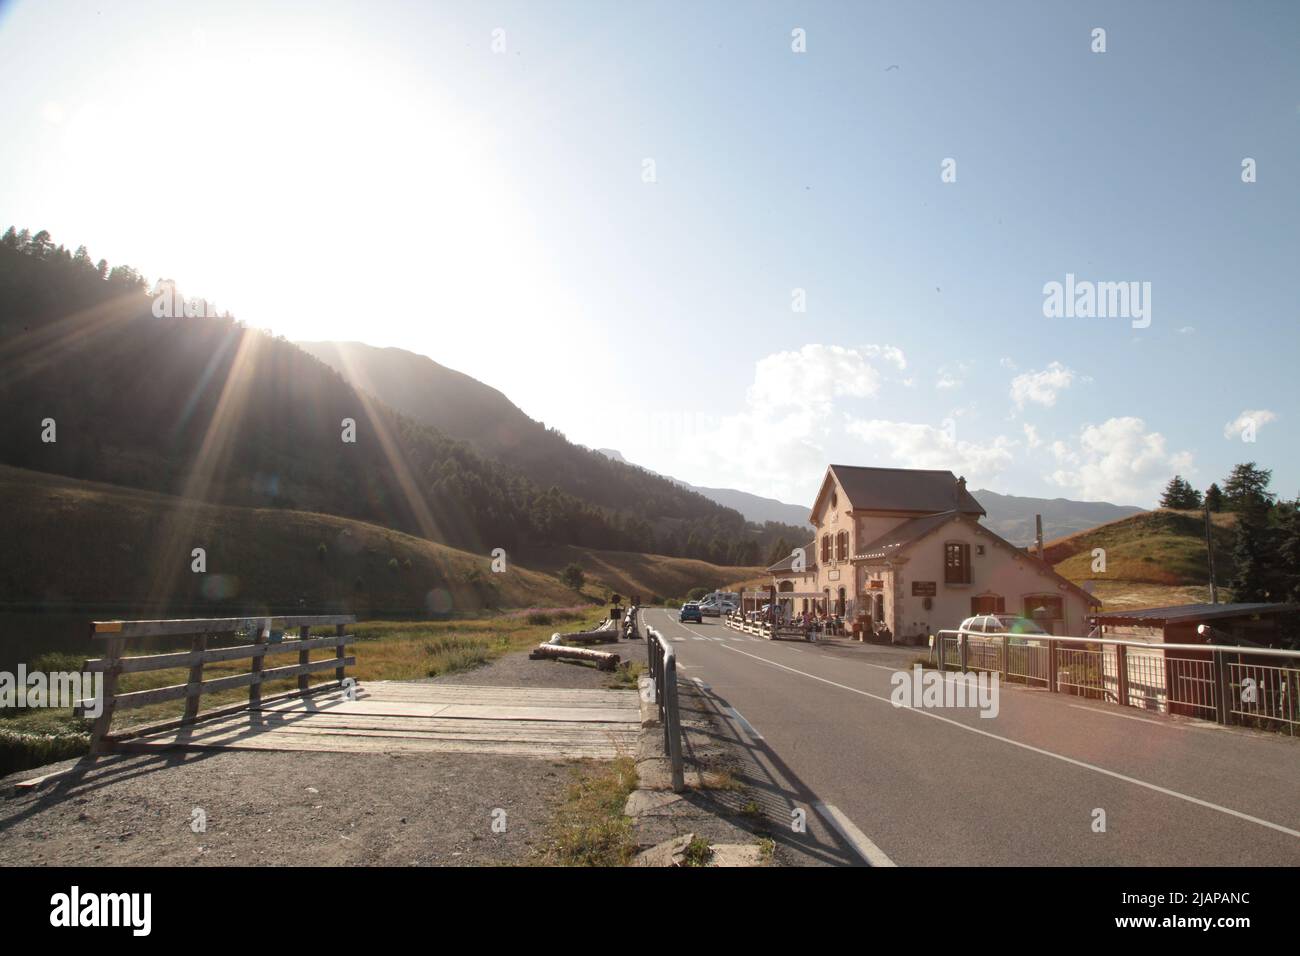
[595,449,813,528]
[971,489,1145,545]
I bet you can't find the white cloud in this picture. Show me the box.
[747,344,902,415]
[1178,326,1195,335]
[1223,409,1277,440]
[701,343,909,502]
[1010,361,1077,410]
[1046,417,1192,504]
[845,418,1016,483]
[1023,423,1041,448]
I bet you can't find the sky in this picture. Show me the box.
[1,0,1296,509]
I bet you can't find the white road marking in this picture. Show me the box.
[1067,703,1233,732]
[662,611,720,642]
[815,802,897,867]
[726,704,764,741]
[718,643,1300,840]
[692,678,711,690]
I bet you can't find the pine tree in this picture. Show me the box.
[1223,462,1275,511]
[1277,502,1300,603]
[1159,475,1201,509]
[1204,483,1224,513]
[766,537,791,566]
[1230,503,1278,602]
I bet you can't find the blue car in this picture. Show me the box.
[679,602,703,624]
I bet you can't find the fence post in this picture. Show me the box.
[1213,649,1230,725]
[1048,639,1058,693]
[297,624,312,693]
[334,622,348,684]
[938,633,947,672]
[959,633,968,672]
[183,632,208,725]
[248,618,269,712]
[1115,644,1129,707]
[89,636,124,755]
[1001,634,1010,676]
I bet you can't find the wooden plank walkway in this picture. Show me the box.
[115,681,640,759]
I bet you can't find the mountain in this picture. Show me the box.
[594,448,814,529]
[972,489,1145,545]
[0,231,786,571]
[296,341,809,563]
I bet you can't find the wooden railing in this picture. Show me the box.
[79,615,356,753]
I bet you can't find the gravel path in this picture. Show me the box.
[0,636,647,867]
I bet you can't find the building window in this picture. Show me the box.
[835,530,849,561]
[971,594,1005,615]
[945,542,971,584]
[821,535,830,563]
[1023,595,1063,622]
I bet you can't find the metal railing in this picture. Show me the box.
[645,625,685,791]
[935,628,1299,733]
[622,606,639,640]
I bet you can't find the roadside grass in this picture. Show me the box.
[682,835,713,867]
[607,660,645,690]
[0,613,603,778]
[538,756,639,866]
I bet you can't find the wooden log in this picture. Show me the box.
[551,630,618,646]
[529,644,620,671]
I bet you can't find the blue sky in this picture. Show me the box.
[1,0,1296,508]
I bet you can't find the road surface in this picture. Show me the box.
[645,608,1300,866]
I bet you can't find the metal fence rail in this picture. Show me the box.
[645,624,685,791]
[935,628,1299,733]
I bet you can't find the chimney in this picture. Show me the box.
[1035,514,1044,560]
[955,475,966,508]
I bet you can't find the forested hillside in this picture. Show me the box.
[0,227,801,563]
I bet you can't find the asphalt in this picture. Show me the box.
[644,608,1300,867]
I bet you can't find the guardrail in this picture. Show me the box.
[725,612,816,642]
[935,628,1299,733]
[80,614,357,753]
[622,606,639,640]
[645,625,685,791]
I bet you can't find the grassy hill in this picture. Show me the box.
[0,465,575,619]
[972,488,1144,545]
[1044,509,1238,609]
[518,545,764,604]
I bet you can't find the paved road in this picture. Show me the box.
[646,609,1300,867]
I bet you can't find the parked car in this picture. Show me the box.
[679,602,703,624]
[699,602,722,617]
[958,614,1048,645]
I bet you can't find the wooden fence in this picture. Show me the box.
[78,615,356,753]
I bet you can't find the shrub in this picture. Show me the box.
[560,563,585,591]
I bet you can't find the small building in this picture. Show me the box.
[1089,603,1300,648]
[766,464,1100,641]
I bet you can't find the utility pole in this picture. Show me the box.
[1204,498,1218,604]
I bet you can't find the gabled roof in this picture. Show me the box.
[855,510,1101,606]
[767,540,817,574]
[855,511,965,560]
[813,465,985,521]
